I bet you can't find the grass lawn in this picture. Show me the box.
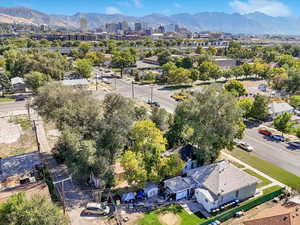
[138,205,207,225]
[230,160,245,168]
[244,169,272,188]
[0,96,15,102]
[227,148,300,192]
[263,185,282,195]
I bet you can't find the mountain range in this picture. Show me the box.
[1,6,300,35]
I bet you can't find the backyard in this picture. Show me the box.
[138,204,207,225]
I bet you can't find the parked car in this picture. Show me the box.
[102,78,111,84]
[147,100,160,107]
[234,211,244,218]
[211,220,221,225]
[271,135,285,142]
[83,202,110,216]
[294,110,300,116]
[237,142,254,152]
[15,95,26,101]
[288,142,300,149]
[259,129,272,136]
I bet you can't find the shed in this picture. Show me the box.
[164,176,197,201]
[143,183,159,198]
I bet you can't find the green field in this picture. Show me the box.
[227,148,300,192]
[138,205,207,225]
[244,169,272,188]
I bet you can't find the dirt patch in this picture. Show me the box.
[0,115,37,158]
[158,212,181,225]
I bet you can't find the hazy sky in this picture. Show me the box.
[1,0,299,17]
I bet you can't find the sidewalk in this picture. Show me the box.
[222,151,289,191]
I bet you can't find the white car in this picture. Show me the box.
[102,78,111,84]
[237,142,254,152]
[83,202,110,215]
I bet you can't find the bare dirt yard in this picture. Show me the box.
[158,212,181,225]
[0,115,36,158]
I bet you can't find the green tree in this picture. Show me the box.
[199,61,220,80]
[167,67,192,84]
[78,42,91,58]
[207,46,217,56]
[150,107,171,131]
[73,58,93,78]
[231,66,245,80]
[195,46,205,54]
[167,85,245,164]
[250,94,269,120]
[181,57,194,69]
[24,71,48,92]
[96,93,136,164]
[285,69,300,93]
[0,193,68,225]
[276,54,295,68]
[190,69,200,82]
[253,63,271,79]
[111,50,136,78]
[238,98,254,118]
[121,151,147,185]
[273,112,293,136]
[85,51,104,66]
[224,80,247,97]
[0,58,5,68]
[157,49,171,66]
[122,120,183,185]
[290,95,300,108]
[242,63,253,78]
[296,127,300,139]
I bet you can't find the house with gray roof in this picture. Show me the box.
[61,79,89,88]
[188,160,259,212]
[269,102,294,118]
[11,77,26,93]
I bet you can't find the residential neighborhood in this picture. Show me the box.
[1,3,300,225]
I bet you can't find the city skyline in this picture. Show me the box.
[1,0,300,17]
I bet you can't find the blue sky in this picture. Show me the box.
[1,0,299,17]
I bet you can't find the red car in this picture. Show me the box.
[259,129,272,136]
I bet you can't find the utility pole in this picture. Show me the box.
[150,86,154,103]
[131,82,134,99]
[115,78,117,89]
[96,76,98,91]
[53,177,72,215]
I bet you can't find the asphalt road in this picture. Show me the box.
[95,78,300,178]
[95,77,182,112]
[0,101,27,113]
[243,126,300,177]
